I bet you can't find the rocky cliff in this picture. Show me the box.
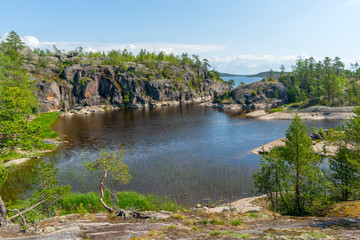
[25,53,231,112]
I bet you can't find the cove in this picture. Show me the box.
[3,104,343,205]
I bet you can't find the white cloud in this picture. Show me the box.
[22,36,40,48]
[19,35,225,55]
[209,54,310,74]
[6,34,360,74]
[345,0,360,5]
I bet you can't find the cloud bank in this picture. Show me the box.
[19,35,226,55]
[209,54,310,74]
[2,34,358,75]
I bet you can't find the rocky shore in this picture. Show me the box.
[247,106,356,120]
[2,196,359,239]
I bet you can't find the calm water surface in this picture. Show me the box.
[222,76,262,86]
[36,104,341,205]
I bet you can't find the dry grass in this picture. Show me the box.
[322,201,360,217]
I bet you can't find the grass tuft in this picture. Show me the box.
[58,192,105,214]
[116,191,181,212]
[29,112,60,139]
[209,231,221,236]
[270,108,286,113]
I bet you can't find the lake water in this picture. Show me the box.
[2,104,343,205]
[222,76,263,87]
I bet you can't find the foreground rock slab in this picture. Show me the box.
[3,220,168,240]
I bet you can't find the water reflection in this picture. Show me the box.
[0,159,40,202]
[5,104,344,204]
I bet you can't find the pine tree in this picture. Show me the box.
[84,149,131,212]
[328,107,360,200]
[254,114,323,216]
[330,147,359,200]
[31,161,70,218]
[281,114,322,215]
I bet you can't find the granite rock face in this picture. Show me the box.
[229,80,287,109]
[33,56,230,112]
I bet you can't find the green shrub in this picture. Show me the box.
[209,231,221,236]
[116,191,180,212]
[129,71,135,77]
[186,81,193,89]
[38,56,50,68]
[58,192,104,214]
[199,219,208,225]
[241,233,252,239]
[251,91,257,96]
[269,108,285,113]
[209,218,224,225]
[248,212,258,218]
[29,112,60,139]
[230,219,243,226]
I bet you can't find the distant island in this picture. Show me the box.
[220,71,287,78]
[219,72,244,77]
[245,70,284,78]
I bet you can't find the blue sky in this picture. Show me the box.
[1,0,360,74]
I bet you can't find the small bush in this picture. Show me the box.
[172,214,184,220]
[241,233,252,239]
[269,108,285,113]
[116,191,180,212]
[58,192,104,214]
[230,219,243,226]
[29,112,60,139]
[199,219,208,225]
[248,212,258,218]
[209,218,224,225]
[251,91,257,96]
[209,231,221,236]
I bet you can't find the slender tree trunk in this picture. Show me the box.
[295,164,302,216]
[99,170,115,213]
[0,195,7,227]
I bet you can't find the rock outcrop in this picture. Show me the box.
[29,54,230,112]
[230,80,287,109]
[206,79,288,111]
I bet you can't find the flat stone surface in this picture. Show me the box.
[4,158,30,167]
[245,110,267,118]
[258,111,355,120]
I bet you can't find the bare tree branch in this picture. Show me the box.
[7,209,26,226]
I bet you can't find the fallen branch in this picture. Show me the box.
[7,200,45,222]
[7,209,26,226]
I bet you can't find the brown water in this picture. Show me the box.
[2,104,343,205]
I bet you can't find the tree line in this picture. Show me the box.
[278,57,360,106]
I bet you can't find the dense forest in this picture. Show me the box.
[0,31,57,160]
[279,57,360,106]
